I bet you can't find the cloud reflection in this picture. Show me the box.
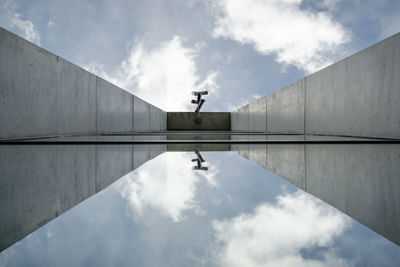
[211,190,352,267]
[117,152,219,222]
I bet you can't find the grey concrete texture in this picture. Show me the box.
[249,97,267,132]
[232,33,400,139]
[234,135,306,190]
[248,135,267,168]
[236,143,400,245]
[306,144,400,245]
[0,27,166,139]
[267,80,305,134]
[56,60,97,135]
[96,77,133,133]
[150,105,161,131]
[95,145,133,190]
[167,112,231,130]
[0,144,166,252]
[231,135,249,159]
[133,96,150,132]
[266,135,306,189]
[230,110,239,131]
[237,105,250,131]
[1,28,59,138]
[161,111,167,130]
[306,33,400,138]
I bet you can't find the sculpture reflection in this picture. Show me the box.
[191,151,208,171]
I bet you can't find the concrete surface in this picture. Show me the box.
[97,77,133,133]
[0,28,59,138]
[231,110,239,131]
[133,96,150,132]
[248,135,267,168]
[0,144,166,252]
[150,105,161,131]
[0,27,166,139]
[161,111,167,131]
[231,135,249,159]
[237,105,250,131]
[265,135,306,189]
[267,80,304,134]
[232,32,400,139]
[249,97,267,132]
[167,112,230,130]
[306,144,400,245]
[306,33,400,138]
[56,59,97,135]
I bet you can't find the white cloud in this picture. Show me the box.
[210,0,350,73]
[11,13,41,45]
[117,152,218,222]
[86,36,218,111]
[211,190,352,267]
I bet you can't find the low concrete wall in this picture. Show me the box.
[167,112,230,130]
[0,27,166,139]
[232,32,400,138]
[0,144,166,252]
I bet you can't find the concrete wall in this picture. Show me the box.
[0,27,166,140]
[234,143,400,246]
[267,80,304,134]
[232,33,400,138]
[0,143,166,252]
[234,105,250,131]
[167,112,230,130]
[249,97,267,132]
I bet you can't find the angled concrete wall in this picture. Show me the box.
[0,144,166,252]
[267,80,304,134]
[249,97,267,132]
[0,27,166,140]
[232,32,400,138]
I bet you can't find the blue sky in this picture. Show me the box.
[1,0,399,111]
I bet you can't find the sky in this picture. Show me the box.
[1,1,400,266]
[0,0,399,111]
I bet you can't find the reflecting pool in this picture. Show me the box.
[1,134,399,266]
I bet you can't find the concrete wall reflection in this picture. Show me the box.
[0,143,166,252]
[233,143,400,245]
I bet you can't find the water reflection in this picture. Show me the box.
[0,143,165,252]
[212,191,350,267]
[0,136,399,266]
[191,151,208,171]
[117,152,217,222]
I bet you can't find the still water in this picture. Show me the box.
[1,134,399,266]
